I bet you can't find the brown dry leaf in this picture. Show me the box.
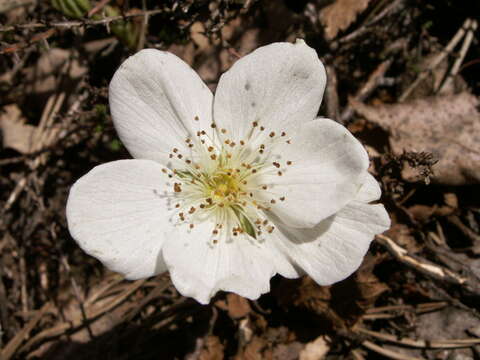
[0,104,37,153]
[236,336,267,360]
[198,336,224,360]
[23,48,87,98]
[226,293,251,319]
[299,336,330,360]
[319,0,371,40]
[352,92,480,185]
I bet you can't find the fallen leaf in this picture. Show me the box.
[352,92,480,185]
[0,104,36,153]
[199,336,224,360]
[23,48,87,98]
[319,0,371,40]
[226,293,251,319]
[299,336,330,360]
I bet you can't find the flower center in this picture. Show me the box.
[162,120,293,244]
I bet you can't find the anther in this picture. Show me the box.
[287,161,292,165]
[221,128,227,134]
[194,115,199,121]
[173,148,178,153]
[211,123,217,128]
[210,154,217,160]
[280,197,285,201]
[273,162,280,168]
[252,121,258,127]
[269,132,275,137]
[174,183,182,192]
[277,171,283,176]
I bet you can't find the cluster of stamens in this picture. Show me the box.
[161,117,293,245]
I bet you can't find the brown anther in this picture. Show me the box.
[186,138,191,143]
[188,144,194,148]
[168,174,173,178]
[263,220,268,225]
[206,198,213,204]
[189,224,194,229]
[195,165,201,169]
[162,168,167,173]
[259,150,264,154]
[280,197,285,201]
[208,146,214,152]
[252,121,258,127]
[242,180,248,185]
[211,123,217,128]
[255,219,262,224]
[273,162,280,168]
[201,130,206,135]
[210,154,217,160]
[286,161,292,165]
[286,140,291,144]
[218,203,224,207]
[260,144,265,149]
[169,154,173,158]
[269,131,275,137]
[201,140,205,144]
[233,232,238,236]
[226,153,232,158]
[200,204,206,209]
[221,128,227,134]
[262,185,267,190]
[225,139,230,144]
[188,207,196,214]
[277,171,283,176]
[270,199,276,204]
[174,183,182,192]
[249,193,253,197]
[197,131,201,136]
[213,229,218,235]
[213,239,218,244]
[186,159,191,164]
[267,226,275,233]
[281,132,286,137]
[260,126,265,131]
[230,142,236,147]
[177,154,183,159]
[194,115,199,121]
[240,140,245,145]
[252,169,257,173]
[173,148,178,153]
[175,204,180,208]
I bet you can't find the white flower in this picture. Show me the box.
[66,40,390,304]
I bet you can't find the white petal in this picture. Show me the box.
[213,40,326,141]
[109,49,213,163]
[162,222,299,304]
[261,118,369,228]
[356,173,382,203]
[271,178,391,285]
[66,160,174,279]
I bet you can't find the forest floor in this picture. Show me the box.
[1,0,480,359]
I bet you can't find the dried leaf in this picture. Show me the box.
[352,92,480,185]
[319,0,371,40]
[0,104,36,154]
[199,336,224,360]
[299,336,330,360]
[226,293,251,319]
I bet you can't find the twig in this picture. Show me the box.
[362,340,424,360]
[1,302,52,360]
[325,65,340,121]
[0,8,165,32]
[0,28,56,54]
[336,0,405,45]
[359,327,480,349]
[438,19,478,93]
[341,59,392,123]
[375,234,467,286]
[87,0,111,17]
[399,18,472,102]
